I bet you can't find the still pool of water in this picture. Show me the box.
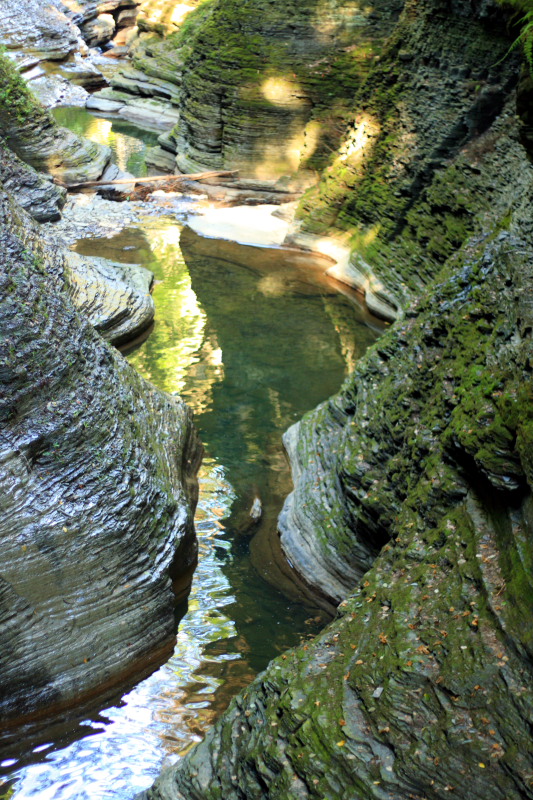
[52,107,160,178]
[0,121,383,800]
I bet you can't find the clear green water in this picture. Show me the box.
[52,107,160,177]
[1,122,383,800]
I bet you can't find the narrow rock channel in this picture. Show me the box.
[0,87,383,800]
[2,0,533,798]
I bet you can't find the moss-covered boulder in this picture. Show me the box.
[0,188,201,726]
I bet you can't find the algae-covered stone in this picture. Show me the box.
[141,109,533,800]
[296,0,519,307]
[139,0,533,797]
[0,189,201,724]
[90,0,399,178]
[171,0,399,177]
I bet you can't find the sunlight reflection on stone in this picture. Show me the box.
[7,459,241,800]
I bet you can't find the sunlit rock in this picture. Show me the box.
[140,0,533,797]
[65,251,155,345]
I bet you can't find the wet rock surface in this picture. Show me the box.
[0,187,202,725]
[141,110,533,800]
[140,0,533,797]
[0,142,66,222]
[65,251,155,345]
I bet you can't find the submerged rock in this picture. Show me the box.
[0,188,202,725]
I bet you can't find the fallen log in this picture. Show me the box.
[56,170,238,191]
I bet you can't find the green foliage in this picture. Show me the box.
[499,0,533,74]
[0,50,45,128]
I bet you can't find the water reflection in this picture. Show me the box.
[1,217,381,800]
[52,107,160,177]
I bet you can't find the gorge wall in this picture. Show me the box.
[140,0,533,797]
[90,0,401,178]
[0,186,202,727]
[0,51,110,183]
[0,32,204,730]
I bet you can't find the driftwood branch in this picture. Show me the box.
[56,170,238,191]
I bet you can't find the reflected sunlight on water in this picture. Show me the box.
[52,107,160,178]
[1,120,382,800]
[4,460,246,799]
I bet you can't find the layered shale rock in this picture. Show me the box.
[60,0,141,48]
[0,0,81,63]
[0,51,110,183]
[87,28,183,128]
[140,0,533,797]
[168,0,400,177]
[141,104,533,800]
[85,0,197,126]
[0,142,66,222]
[90,0,400,177]
[65,251,155,346]
[0,188,201,725]
[294,0,519,313]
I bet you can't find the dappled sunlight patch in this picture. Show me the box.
[252,135,306,178]
[311,0,375,42]
[137,0,205,33]
[300,119,322,166]
[337,112,380,166]
[60,0,84,13]
[261,76,306,108]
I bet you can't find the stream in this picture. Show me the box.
[0,109,382,800]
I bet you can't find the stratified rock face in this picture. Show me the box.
[90,0,399,176]
[278,0,523,599]
[296,0,519,310]
[59,0,141,47]
[0,142,66,222]
[0,51,110,183]
[65,251,155,346]
[141,108,533,800]
[87,29,184,129]
[173,0,400,176]
[140,0,533,797]
[0,189,201,724]
[0,0,81,62]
